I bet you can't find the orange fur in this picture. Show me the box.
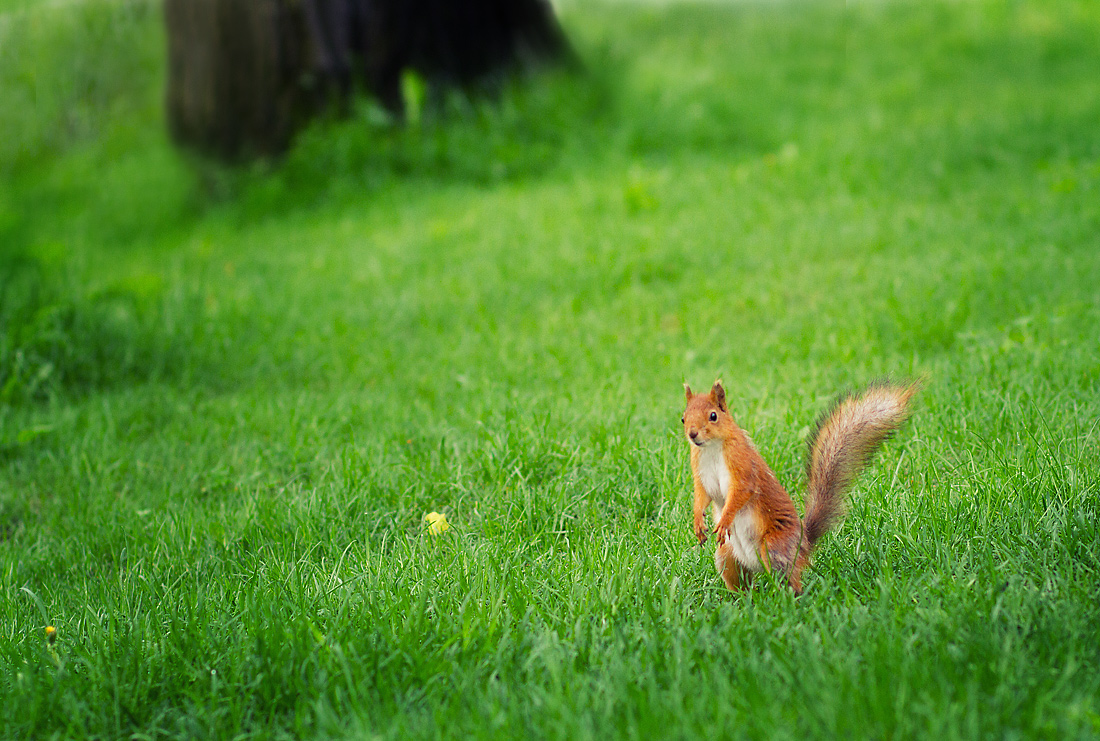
[682,380,917,594]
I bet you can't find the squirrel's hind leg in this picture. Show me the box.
[786,551,811,595]
[760,531,807,593]
[715,545,753,591]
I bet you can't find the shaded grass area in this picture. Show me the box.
[2,0,1100,738]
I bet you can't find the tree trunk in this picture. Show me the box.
[164,0,309,159]
[164,0,571,161]
[359,0,572,115]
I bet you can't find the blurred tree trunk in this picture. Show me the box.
[164,0,571,161]
[163,0,307,159]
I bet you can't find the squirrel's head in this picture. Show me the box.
[682,381,736,447]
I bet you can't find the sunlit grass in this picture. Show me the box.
[2,0,1099,738]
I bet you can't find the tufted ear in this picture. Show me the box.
[683,383,693,402]
[711,381,727,412]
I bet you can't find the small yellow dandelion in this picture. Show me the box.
[423,511,450,535]
[44,625,62,669]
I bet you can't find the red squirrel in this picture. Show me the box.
[682,380,917,594]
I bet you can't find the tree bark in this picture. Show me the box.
[164,0,309,159]
[164,0,571,161]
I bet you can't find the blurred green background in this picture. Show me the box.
[2,0,1099,738]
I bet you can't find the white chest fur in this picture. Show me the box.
[697,441,761,571]
[697,442,730,507]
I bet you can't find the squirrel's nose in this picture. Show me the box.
[689,430,698,439]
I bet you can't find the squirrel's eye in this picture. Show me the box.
[680,416,685,424]
[709,411,717,422]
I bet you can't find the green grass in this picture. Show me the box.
[3,0,1100,737]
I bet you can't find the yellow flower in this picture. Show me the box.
[423,511,450,535]
[45,626,57,644]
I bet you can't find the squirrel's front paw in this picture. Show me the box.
[714,523,731,544]
[693,520,707,546]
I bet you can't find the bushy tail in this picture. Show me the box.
[803,381,918,550]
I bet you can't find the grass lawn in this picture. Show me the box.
[2,0,1099,737]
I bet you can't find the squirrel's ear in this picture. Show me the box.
[683,383,693,402]
[711,381,727,412]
